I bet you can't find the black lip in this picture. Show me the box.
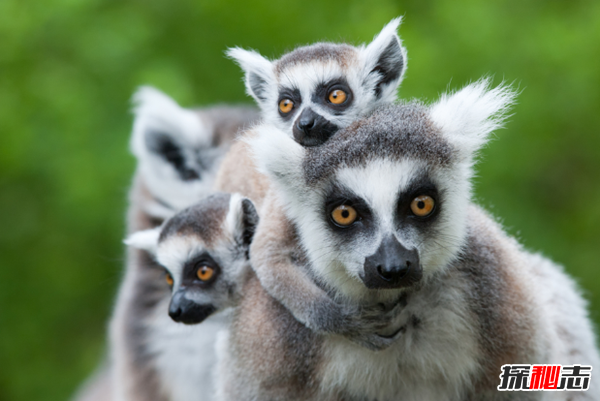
[360,266,423,290]
[169,290,217,324]
[292,108,339,147]
[179,304,216,325]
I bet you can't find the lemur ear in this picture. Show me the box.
[360,17,407,101]
[227,47,274,107]
[124,227,161,255]
[429,78,517,160]
[131,86,209,182]
[226,194,259,254]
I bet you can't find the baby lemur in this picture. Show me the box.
[125,193,258,327]
[228,17,407,147]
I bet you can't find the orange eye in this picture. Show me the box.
[279,99,294,113]
[165,272,174,287]
[331,205,358,227]
[410,195,435,217]
[196,265,215,282]
[328,89,347,104]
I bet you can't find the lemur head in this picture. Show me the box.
[131,87,242,218]
[250,79,516,300]
[125,193,259,324]
[227,18,407,147]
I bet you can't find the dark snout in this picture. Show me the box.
[362,236,422,289]
[292,107,339,147]
[168,290,216,324]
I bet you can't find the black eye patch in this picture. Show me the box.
[277,87,302,120]
[182,252,221,288]
[323,183,373,233]
[395,176,442,224]
[312,77,354,114]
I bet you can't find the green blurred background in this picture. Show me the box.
[1,0,599,400]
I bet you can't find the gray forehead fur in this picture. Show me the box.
[159,192,231,245]
[275,43,357,75]
[302,102,456,185]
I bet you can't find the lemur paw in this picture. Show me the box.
[325,298,407,350]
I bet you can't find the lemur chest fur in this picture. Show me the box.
[317,275,481,401]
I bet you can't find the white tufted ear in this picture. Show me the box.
[131,86,209,168]
[124,227,161,255]
[430,78,517,160]
[225,194,259,252]
[129,86,218,215]
[227,47,275,107]
[359,17,407,102]
[130,86,212,185]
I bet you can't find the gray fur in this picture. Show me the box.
[302,102,455,185]
[275,43,357,74]
[159,193,231,246]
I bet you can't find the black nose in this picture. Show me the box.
[169,290,216,324]
[377,261,411,282]
[292,107,339,147]
[297,113,316,133]
[362,236,422,289]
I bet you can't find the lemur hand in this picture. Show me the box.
[306,296,406,351]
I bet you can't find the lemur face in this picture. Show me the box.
[251,80,516,298]
[125,193,258,324]
[228,18,407,147]
[312,158,460,293]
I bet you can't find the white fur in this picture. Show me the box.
[145,293,231,401]
[245,123,306,186]
[429,78,517,160]
[225,193,250,247]
[123,227,161,254]
[318,271,481,401]
[155,235,201,289]
[225,47,274,104]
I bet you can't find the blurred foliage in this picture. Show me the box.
[0,0,599,400]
